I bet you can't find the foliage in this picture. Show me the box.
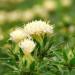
[0,0,75,75]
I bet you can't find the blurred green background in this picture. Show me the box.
[0,0,75,75]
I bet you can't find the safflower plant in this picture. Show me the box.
[1,20,75,75]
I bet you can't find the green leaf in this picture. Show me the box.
[70,57,75,65]
[63,50,68,62]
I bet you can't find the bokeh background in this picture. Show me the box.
[0,0,75,75]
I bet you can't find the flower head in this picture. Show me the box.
[22,9,34,22]
[24,20,53,35]
[32,5,48,18]
[60,0,72,7]
[43,0,57,12]
[10,28,26,43]
[19,39,36,54]
[7,11,21,22]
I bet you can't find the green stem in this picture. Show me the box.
[68,68,72,75]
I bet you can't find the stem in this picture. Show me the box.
[68,68,72,75]
[68,70,71,75]
[1,63,18,71]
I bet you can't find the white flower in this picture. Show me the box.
[0,29,4,40]
[7,11,21,22]
[60,0,72,7]
[0,11,6,24]
[21,9,34,22]
[10,28,26,43]
[32,5,48,18]
[69,25,75,33]
[19,39,36,53]
[0,34,4,41]
[24,20,53,35]
[43,0,57,12]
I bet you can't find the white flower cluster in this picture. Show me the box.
[10,20,53,54]
[24,20,53,35]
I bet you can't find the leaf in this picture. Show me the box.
[70,57,75,65]
[63,50,68,62]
